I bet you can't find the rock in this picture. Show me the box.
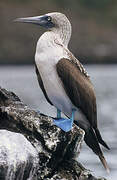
[0,130,38,180]
[0,87,108,180]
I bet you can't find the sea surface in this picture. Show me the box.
[0,65,117,180]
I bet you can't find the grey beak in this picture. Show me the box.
[14,16,44,25]
[14,15,55,28]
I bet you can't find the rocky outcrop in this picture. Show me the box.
[0,87,108,180]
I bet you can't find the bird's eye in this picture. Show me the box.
[47,16,52,21]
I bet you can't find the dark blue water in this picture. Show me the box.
[0,65,116,180]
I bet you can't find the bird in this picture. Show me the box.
[15,12,110,172]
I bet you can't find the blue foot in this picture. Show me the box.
[53,109,76,132]
[53,118,73,132]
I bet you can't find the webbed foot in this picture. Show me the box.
[53,109,76,132]
[53,118,73,132]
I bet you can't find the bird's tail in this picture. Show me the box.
[99,154,110,173]
[95,128,110,150]
[84,127,110,172]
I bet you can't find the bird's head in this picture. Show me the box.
[15,12,72,46]
[14,12,71,31]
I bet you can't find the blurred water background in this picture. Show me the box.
[0,0,117,179]
[0,65,116,180]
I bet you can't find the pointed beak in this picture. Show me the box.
[14,15,55,28]
[14,16,44,25]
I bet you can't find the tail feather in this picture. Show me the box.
[84,127,102,155]
[99,154,110,173]
[95,128,110,150]
[84,127,110,172]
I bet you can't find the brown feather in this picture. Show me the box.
[99,154,110,173]
[56,58,97,128]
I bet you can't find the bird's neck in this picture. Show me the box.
[36,21,72,56]
[51,21,72,47]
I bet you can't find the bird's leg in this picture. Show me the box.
[57,109,61,119]
[53,109,76,132]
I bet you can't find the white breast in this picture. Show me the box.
[35,32,73,116]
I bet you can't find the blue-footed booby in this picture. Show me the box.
[15,12,110,172]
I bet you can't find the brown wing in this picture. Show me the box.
[56,58,97,128]
[35,63,53,106]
